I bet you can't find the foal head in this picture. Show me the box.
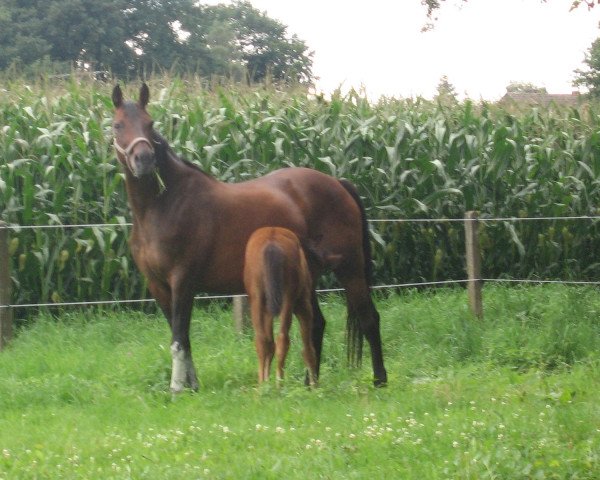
[112,84,157,177]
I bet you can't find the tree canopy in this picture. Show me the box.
[422,0,596,30]
[505,82,547,94]
[423,0,595,16]
[0,0,313,84]
[574,37,600,96]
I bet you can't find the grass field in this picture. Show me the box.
[1,284,600,479]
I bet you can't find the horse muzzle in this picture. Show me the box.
[131,150,157,177]
[113,137,156,177]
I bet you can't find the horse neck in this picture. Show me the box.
[124,147,210,219]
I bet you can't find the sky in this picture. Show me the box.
[212,0,600,101]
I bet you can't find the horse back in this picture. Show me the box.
[131,166,366,295]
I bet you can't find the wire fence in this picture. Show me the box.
[2,214,600,311]
[5,214,600,231]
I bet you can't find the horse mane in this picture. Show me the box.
[151,130,214,179]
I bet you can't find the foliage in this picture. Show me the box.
[0,286,599,478]
[422,1,595,31]
[506,82,548,94]
[574,37,600,97]
[202,1,313,84]
[0,0,313,83]
[2,77,600,310]
[424,0,594,18]
[434,75,458,106]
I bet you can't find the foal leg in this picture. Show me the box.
[250,297,275,383]
[296,298,318,386]
[275,301,293,383]
[340,275,388,387]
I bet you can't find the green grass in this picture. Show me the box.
[1,285,600,478]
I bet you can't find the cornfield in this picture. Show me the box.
[2,76,600,312]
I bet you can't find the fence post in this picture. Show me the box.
[465,211,483,319]
[0,222,13,349]
[233,295,250,333]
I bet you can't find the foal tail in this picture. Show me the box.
[339,179,371,367]
[263,244,285,317]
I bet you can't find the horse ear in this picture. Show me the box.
[112,85,123,108]
[139,83,150,108]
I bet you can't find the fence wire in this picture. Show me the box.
[4,214,600,231]
[2,215,600,311]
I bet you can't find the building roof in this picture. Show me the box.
[499,91,583,106]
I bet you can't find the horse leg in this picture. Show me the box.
[306,291,325,385]
[169,286,199,393]
[150,280,198,390]
[340,275,388,387]
[310,291,325,368]
[148,281,172,327]
[275,301,293,383]
[296,297,318,387]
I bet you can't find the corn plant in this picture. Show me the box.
[2,76,600,315]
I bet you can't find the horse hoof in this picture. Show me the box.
[373,378,388,388]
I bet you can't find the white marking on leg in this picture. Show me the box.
[170,341,187,393]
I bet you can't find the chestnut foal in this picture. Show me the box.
[244,227,317,385]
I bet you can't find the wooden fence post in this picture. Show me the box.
[465,211,483,319]
[0,221,13,349]
[233,295,250,333]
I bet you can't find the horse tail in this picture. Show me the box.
[263,243,285,317]
[338,179,371,367]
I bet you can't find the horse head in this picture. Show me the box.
[112,83,157,177]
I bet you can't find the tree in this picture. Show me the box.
[120,0,209,76]
[573,37,600,96]
[505,82,547,94]
[0,0,313,84]
[0,0,134,73]
[423,0,595,30]
[201,1,313,84]
[435,75,458,105]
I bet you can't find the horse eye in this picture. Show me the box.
[113,122,123,130]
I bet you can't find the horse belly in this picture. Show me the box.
[197,251,246,294]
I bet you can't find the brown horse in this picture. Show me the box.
[111,84,387,392]
[244,227,318,386]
